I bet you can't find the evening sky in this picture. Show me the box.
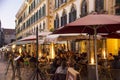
[0,0,23,29]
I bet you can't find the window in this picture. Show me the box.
[39,8,42,18]
[54,14,59,29]
[39,24,41,32]
[18,17,22,25]
[29,6,30,13]
[43,4,46,16]
[33,0,35,8]
[55,0,59,8]
[95,0,104,13]
[61,10,67,26]
[34,27,36,33]
[57,0,67,6]
[31,16,34,24]
[42,6,44,17]
[115,0,120,15]
[43,22,45,31]
[61,0,66,4]
[33,14,36,23]
[36,10,39,21]
[69,5,76,23]
[23,23,25,30]
[81,0,87,17]
[63,0,66,3]
[59,0,61,6]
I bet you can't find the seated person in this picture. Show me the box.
[50,57,61,74]
[39,54,48,66]
[55,60,67,74]
[108,53,114,61]
[111,56,120,69]
[53,61,67,80]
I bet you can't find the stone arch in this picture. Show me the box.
[55,13,59,19]
[70,3,77,12]
[61,9,67,26]
[54,13,59,29]
[69,4,77,23]
[62,9,67,16]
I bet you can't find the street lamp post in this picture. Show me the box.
[30,27,45,80]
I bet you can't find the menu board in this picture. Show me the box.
[66,67,79,80]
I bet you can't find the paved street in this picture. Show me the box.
[0,57,34,80]
[0,58,7,80]
[0,57,17,80]
[0,55,47,80]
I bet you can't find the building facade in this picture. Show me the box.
[16,0,120,39]
[105,0,120,15]
[16,0,120,54]
[3,29,16,45]
[15,0,54,40]
[53,0,120,30]
[0,20,4,47]
[53,0,120,54]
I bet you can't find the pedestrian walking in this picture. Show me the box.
[5,51,15,80]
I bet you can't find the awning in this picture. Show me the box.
[45,33,88,43]
[19,32,52,41]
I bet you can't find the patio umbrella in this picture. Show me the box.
[102,32,120,39]
[38,32,52,37]
[45,33,87,43]
[20,35,36,41]
[19,32,52,41]
[52,14,120,80]
[45,33,88,51]
[53,14,120,34]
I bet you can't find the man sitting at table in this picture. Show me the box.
[53,60,67,80]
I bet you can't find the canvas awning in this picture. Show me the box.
[19,32,52,41]
[45,33,88,43]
